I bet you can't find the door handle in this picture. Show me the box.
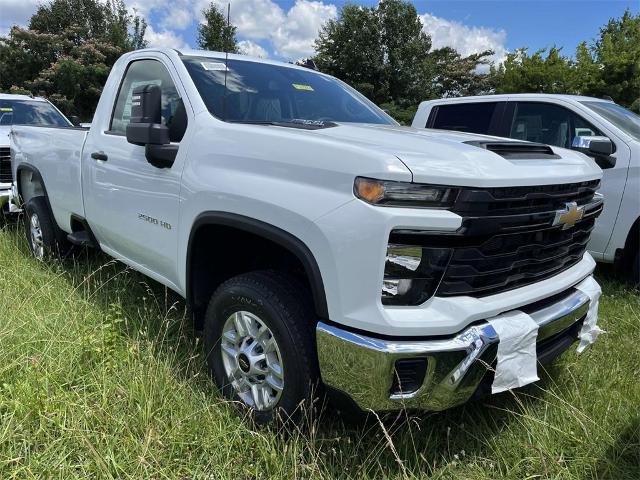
[91,151,108,161]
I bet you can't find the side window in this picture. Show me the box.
[429,102,500,134]
[510,102,601,149]
[110,59,186,141]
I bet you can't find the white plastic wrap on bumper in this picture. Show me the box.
[575,276,604,353]
[488,310,540,394]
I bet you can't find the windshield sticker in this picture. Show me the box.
[201,62,229,72]
[292,84,314,91]
[0,107,13,112]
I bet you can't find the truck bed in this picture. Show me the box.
[11,125,88,232]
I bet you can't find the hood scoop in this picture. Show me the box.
[465,140,560,160]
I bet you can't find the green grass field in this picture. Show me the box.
[0,219,638,479]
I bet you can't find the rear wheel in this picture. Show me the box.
[204,271,319,425]
[24,196,70,260]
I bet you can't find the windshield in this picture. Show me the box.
[182,56,395,126]
[580,101,640,141]
[0,99,70,127]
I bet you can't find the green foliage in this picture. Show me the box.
[493,10,640,109]
[378,101,417,125]
[197,2,239,53]
[492,46,575,94]
[314,0,494,107]
[0,0,147,120]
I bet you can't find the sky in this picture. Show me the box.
[0,0,638,64]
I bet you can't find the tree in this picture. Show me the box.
[590,10,640,108]
[198,2,238,53]
[0,0,147,120]
[314,5,385,102]
[492,10,639,110]
[314,0,494,122]
[492,47,575,94]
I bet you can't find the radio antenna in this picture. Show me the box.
[223,2,230,121]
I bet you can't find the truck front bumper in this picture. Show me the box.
[317,281,592,412]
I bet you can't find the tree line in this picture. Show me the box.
[1,0,638,123]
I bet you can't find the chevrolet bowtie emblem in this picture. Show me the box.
[553,202,585,230]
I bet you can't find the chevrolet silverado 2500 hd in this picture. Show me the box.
[11,49,605,424]
[413,94,640,283]
[0,93,73,213]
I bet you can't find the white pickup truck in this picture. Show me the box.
[0,93,74,213]
[413,94,640,283]
[11,48,605,424]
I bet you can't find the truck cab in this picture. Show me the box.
[413,94,640,282]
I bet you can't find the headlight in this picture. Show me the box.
[382,243,452,305]
[354,177,458,208]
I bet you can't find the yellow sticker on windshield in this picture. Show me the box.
[0,107,13,112]
[292,84,314,91]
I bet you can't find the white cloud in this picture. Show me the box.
[238,40,269,58]
[272,0,337,58]
[419,13,508,67]
[195,0,336,59]
[0,0,41,35]
[161,8,192,31]
[144,25,189,49]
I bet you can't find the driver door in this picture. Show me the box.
[83,56,189,288]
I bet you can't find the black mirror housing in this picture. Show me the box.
[571,135,616,169]
[125,84,168,146]
[126,122,170,146]
[123,83,178,168]
[587,138,614,156]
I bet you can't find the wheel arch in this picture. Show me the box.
[186,211,329,324]
[16,163,48,206]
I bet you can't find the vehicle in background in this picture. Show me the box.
[0,93,73,213]
[11,49,604,425]
[412,94,640,283]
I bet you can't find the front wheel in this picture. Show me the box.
[204,271,319,425]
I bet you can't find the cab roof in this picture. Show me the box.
[422,93,614,104]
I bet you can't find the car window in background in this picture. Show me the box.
[429,102,499,134]
[110,59,184,138]
[510,102,602,148]
[0,100,70,127]
[581,101,640,142]
[181,56,395,125]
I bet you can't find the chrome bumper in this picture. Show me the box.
[316,284,591,412]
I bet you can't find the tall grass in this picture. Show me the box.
[0,219,638,479]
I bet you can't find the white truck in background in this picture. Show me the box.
[413,94,640,283]
[11,48,605,425]
[0,93,74,214]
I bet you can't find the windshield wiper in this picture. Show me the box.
[228,119,337,130]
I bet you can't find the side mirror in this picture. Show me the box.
[571,136,616,169]
[69,115,81,126]
[125,84,177,169]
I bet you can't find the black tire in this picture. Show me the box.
[24,196,70,260]
[632,249,639,287]
[204,270,320,425]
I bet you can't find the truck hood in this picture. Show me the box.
[315,124,602,187]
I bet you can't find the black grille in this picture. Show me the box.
[390,180,603,298]
[451,180,600,216]
[0,147,11,183]
[438,218,596,297]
